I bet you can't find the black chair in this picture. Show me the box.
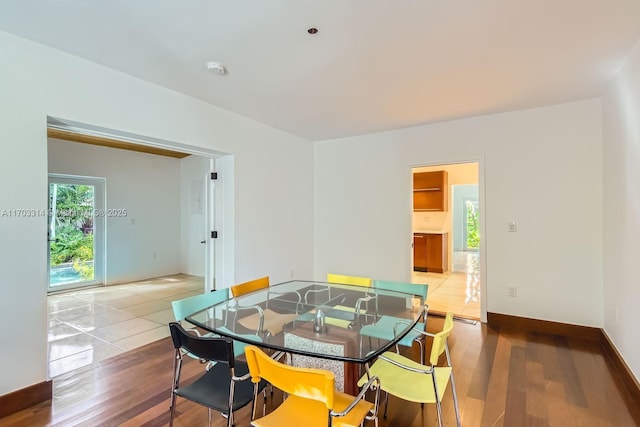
[169,322,266,427]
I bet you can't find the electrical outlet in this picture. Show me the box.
[507,286,518,297]
[508,221,517,232]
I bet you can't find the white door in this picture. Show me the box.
[204,161,216,291]
[182,156,215,292]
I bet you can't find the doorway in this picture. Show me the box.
[411,162,481,320]
[47,117,230,293]
[48,174,105,292]
[45,118,233,381]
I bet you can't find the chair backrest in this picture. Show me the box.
[169,322,235,366]
[326,273,372,287]
[230,276,270,297]
[244,345,336,409]
[428,312,454,366]
[171,289,229,321]
[372,280,428,300]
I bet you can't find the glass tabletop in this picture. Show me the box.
[186,280,426,364]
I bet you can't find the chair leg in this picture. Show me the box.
[432,375,443,427]
[445,341,461,427]
[227,405,235,427]
[383,391,389,418]
[450,371,461,427]
[252,383,260,421]
[435,400,443,427]
[417,339,424,365]
[263,393,267,420]
[169,393,177,427]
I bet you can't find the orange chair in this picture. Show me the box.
[244,345,380,427]
[230,276,270,298]
[230,277,299,339]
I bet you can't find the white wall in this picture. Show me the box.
[314,99,603,328]
[180,155,211,277]
[0,35,48,397]
[48,139,182,284]
[0,30,314,396]
[602,37,640,381]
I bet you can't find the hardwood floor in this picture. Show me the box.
[2,316,639,426]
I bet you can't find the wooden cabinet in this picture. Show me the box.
[413,232,448,273]
[413,234,428,271]
[413,171,448,211]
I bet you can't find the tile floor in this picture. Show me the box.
[47,274,204,378]
[412,251,481,320]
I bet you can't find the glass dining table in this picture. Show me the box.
[186,280,426,394]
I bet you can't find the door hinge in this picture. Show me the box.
[211,231,218,239]
[210,172,218,180]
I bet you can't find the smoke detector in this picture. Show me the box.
[206,61,226,75]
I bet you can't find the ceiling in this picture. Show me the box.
[1,1,639,141]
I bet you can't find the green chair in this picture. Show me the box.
[171,289,262,357]
[359,280,429,363]
[358,312,460,427]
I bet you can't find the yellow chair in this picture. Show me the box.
[326,273,372,287]
[244,345,380,427]
[357,312,460,427]
[322,274,373,328]
[230,277,299,338]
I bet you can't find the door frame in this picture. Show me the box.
[410,158,487,322]
[47,116,234,292]
[204,159,215,291]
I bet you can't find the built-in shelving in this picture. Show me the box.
[413,171,448,211]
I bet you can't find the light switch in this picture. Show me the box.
[508,221,517,232]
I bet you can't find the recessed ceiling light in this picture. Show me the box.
[307,28,318,35]
[205,61,226,75]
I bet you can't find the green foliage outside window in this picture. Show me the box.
[466,200,479,249]
[50,184,94,279]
